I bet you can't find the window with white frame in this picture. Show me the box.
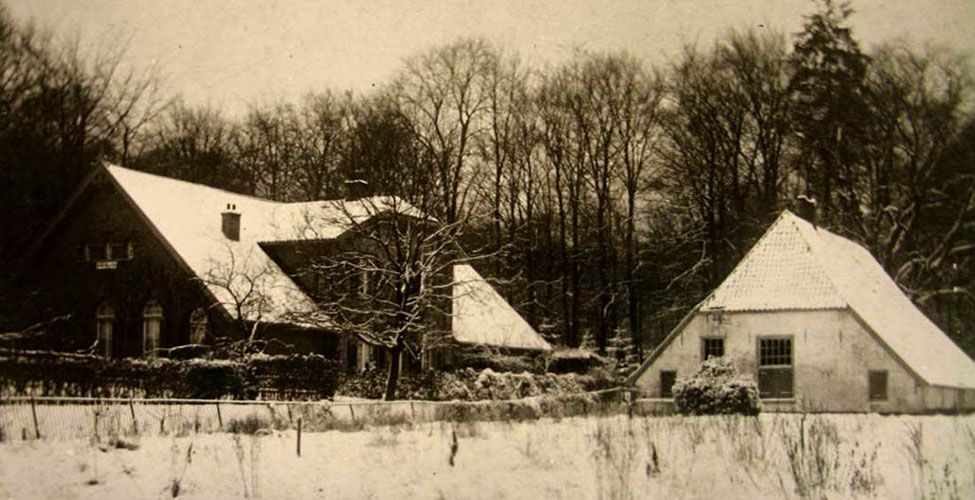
[758,337,793,398]
[143,302,163,358]
[96,303,114,358]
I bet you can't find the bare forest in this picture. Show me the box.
[2,0,974,362]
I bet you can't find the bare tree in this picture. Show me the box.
[198,246,277,355]
[392,38,496,224]
[291,197,487,400]
[294,91,353,200]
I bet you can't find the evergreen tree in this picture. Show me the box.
[789,0,871,227]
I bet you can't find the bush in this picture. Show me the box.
[242,353,341,400]
[180,359,245,399]
[227,414,271,434]
[0,349,340,400]
[452,348,542,373]
[337,367,592,401]
[672,357,760,415]
[546,348,610,374]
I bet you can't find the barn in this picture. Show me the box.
[627,210,975,413]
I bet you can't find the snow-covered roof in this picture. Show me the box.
[102,165,544,351]
[452,264,552,351]
[104,164,415,325]
[702,210,975,389]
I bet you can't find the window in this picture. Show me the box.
[96,303,114,358]
[346,262,362,297]
[344,337,358,372]
[87,243,107,261]
[702,337,725,360]
[189,308,207,345]
[869,371,888,401]
[85,241,134,262]
[109,243,126,261]
[143,302,163,358]
[660,370,677,398]
[356,342,373,372]
[758,337,793,398]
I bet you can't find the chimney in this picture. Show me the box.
[221,203,241,241]
[796,195,818,227]
[344,179,370,201]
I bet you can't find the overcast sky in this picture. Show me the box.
[5,0,974,116]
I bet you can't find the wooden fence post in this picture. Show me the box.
[349,404,356,424]
[216,402,223,430]
[296,417,302,457]
[410,401,416,421]
[129,395,138,434]
[29,394,40,439]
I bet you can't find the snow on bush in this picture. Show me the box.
[337,367,597,401]
[672,357,760,415]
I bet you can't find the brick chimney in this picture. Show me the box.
[221,203,241,240]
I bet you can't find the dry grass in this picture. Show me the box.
[0,412,972,498]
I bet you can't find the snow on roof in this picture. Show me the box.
[104,164,414,325]
[452,264,552,351]
[703,210,975,389]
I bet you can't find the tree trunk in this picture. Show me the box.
[383,345,402,401]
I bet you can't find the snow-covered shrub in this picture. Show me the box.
[672,357,760,415]
[337,367,591,401]
[453,349,542,373]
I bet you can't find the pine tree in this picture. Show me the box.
[789,0,871,228]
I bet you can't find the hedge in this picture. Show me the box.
[0,349,340,400]
[337,367,609,401]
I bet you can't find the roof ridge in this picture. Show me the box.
[105,163,283,205]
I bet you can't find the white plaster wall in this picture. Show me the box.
[633,309,939,412]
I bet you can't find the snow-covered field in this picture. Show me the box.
[0,413,972,499]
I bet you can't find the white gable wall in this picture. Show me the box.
[632,309,973,413]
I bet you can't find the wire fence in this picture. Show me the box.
[0,388,637,442]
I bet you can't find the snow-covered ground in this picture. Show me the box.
[0,413,972,499]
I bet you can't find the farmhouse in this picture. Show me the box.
[627,210,975,413]
[4,163,549,369]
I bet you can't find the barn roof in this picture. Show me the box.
[452,264,551,351]
[700,210,975,389]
